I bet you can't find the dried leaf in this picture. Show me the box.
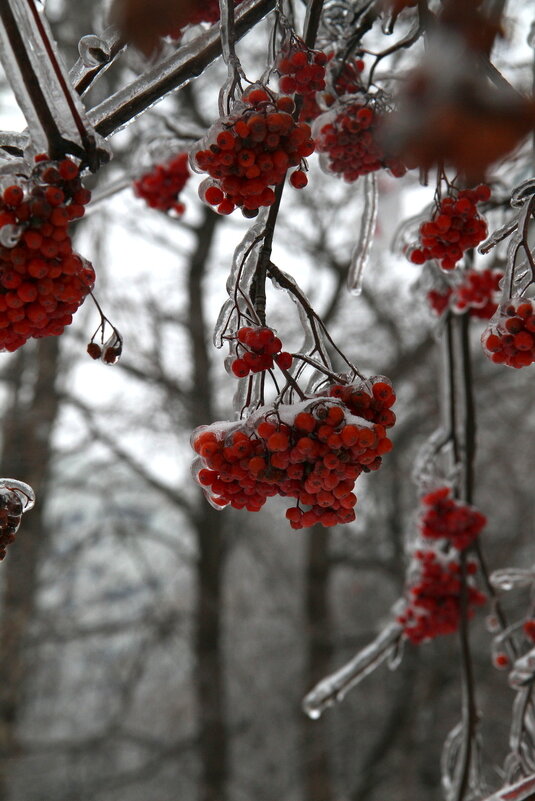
[110,0,199,56]
[383,67,535,182]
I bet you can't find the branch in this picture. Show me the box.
[63,393,195,520]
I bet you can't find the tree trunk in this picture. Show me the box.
[0,337,61,801]
[302,525,334,801]
[187,208,228,801]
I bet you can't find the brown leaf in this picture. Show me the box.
[110,0,199,56]
[382,67,535,182]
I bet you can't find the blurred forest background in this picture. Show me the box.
[0,1,533,800]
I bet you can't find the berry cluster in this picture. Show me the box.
[397,549,486,644]
[299,55,365,123]
[277,43,327,98]
[482,299,535,368]
[314,101,406,182]
[193,87,314,216]
[428,268,503,319]
[326,380,396,428]
[409,185,490,271]
[0,157,94,352]
[229,326,292,378]
[419,487,486,551]
[161,0,243,42]
[133,153,190,215]
[192,377,395,529]
[523,620,535,642]
[0,487,23,561]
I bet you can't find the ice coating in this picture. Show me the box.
[88,0,276,138]
[212,208,269,350]
[347,171,378,295]
[490,568,535,592]
[302,621,403,719]
[478,774,535,801]
[0,0,107,164]
[0,478,35,512]
[482,299,535,368]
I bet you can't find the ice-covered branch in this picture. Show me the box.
[0,0,107,166]
[88,0,276,139]
[302,622,402,719]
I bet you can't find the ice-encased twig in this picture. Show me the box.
[481,773,535,801]
[213,208,270,349]
[347,171,378,295]
[69,28,125,97]
[302,621,402,719]
[218,0,246,115]
[88,0,276,139]
[0,0,107,166]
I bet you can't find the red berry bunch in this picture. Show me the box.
[277,43,327,98]
[299,55,365,123]
[419,486,486,551]
[193,87,314,216]
[482,299,535,368]
[133,153,190,215]
[0,157,94,352]
[523,620,535,643]
[326,378,396,428]
[192,377,395,529]
[397,549,486,644]
[314,101,406,182]
[428,268,503,319]
[453,268,503,318]
[0,487,23,561]
[409,185,490,271]
[427,287,453,316]
[229,326,292,377]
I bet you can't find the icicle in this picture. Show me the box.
[213,208,270,349]
[478,219,518,255]
[347,172,378,296]
[441,722,464,800]
[0,0,108,165]
[509,649,535,690]
[302,622,402,720]
[491,569,535,592]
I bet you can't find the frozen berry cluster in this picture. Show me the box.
[410,185,490,271]
[277,43,327,98]
[482,299,535,368]
[419,487,486,551]
[314,101,406,182]
[0,487,23,561]
[299,55,365,123]
[230,326,292,377]
[0,156,94,352]
[523,620,535,642]
[193,87,313,216]
[397,549,486,644]
[192,377,395,529]
[133,153,190,215]
[428,268,503,319]
[326,379,396,428]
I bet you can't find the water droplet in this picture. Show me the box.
[78,35,111,68]
[485,615,501,633]
[0,224,22,248]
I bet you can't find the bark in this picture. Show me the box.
[302,525,334,801]
[0,337,61,801]
[187,207,228,801]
